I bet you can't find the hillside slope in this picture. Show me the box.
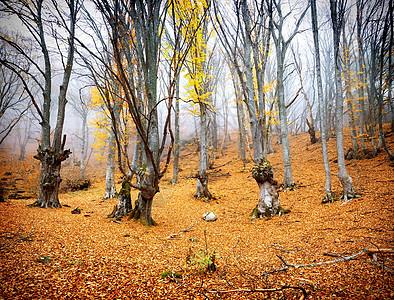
[0,126,393,299]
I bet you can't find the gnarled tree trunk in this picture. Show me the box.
[34,146,71,208]
[251,159,279,219]
[130,172,158,226]
[109,178,132,219]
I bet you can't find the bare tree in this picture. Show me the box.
[0,0,80,208]
[311,0,334,202]
[330,0,356,202]
[291,47,317,144]
[270,0,309,188]
[78,0,201,225]
[0,41,31,145]
[376,0,394,159]
[69,88,92,180]
[213,0,282,218]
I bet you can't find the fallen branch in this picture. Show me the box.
[206,285,307,297]
[371,162,384,169]
[262,248,375,277]
[297,182,319,188]
[71,206,81,214]
[160,221,197,240]
[211,160,232,169]
[323,251,348,258]
[365,248,394,254]
[276,248,368,269]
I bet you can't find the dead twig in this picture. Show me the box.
[206,285,307,298]
[371,162,384,168]
[160,221,197,240]
[297,182,319,188]
[276,248,368,269]
[210,160,232,169]
[263,248,377,277]
[323,251,350,258]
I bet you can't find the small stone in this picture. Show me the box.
[37,256,51,263]
[202,212,217,222]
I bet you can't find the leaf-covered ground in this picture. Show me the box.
[1,127,393,299]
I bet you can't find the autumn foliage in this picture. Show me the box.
[0,126,393,299]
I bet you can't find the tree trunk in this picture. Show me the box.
[305,94,317,144]
[171,77,180,184]
[330,0,356,202]
[103,130,117,199]
[377,8,394,160]
[250,159,279,219]
[326,86,333,140]
[212,96,219,150]
[388,0,394,133]
[33,146,71,208]
[311,0,334,202]
[109,178,132,219]
[293,49,317,145]
[195,103,212,199]
[306,118,317,144]
[277,59,294,187]
[131,191,157,226]
[236,97,247,161]
[79,113,87,180]
[220,93,229,155]
[343,31,359,153]
[356,1,367,150]
[367,44,378,156]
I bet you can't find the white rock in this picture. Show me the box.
[202,212,217,222]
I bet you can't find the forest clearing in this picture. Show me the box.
[0,126,393,299]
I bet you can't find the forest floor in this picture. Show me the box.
[0,125,393,299]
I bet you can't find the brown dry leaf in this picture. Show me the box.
[0,125,393,299]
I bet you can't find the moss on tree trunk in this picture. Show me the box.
[129,192,157,226]
[251,159,280,219]
[108,178,132,219]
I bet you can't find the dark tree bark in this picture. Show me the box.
[34,144,71,208]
